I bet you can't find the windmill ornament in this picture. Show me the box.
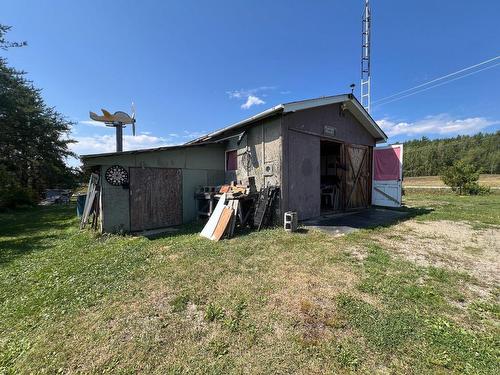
[89,103,136,152]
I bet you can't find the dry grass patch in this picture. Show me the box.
[404,174,500,187]
[2,195,500,374]
[374,220,499,296]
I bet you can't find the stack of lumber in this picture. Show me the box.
[218,183,250,198]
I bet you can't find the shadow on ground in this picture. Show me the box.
[302,206,432,236]
[0,205,76,265]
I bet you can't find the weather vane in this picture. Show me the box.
[89,103,136,152]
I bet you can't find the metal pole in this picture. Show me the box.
[115,124,123,152]
[361,0,371,113]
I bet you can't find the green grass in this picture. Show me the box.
[403,192,500,227]
[0,194,499,374]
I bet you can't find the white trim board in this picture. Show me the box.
[200,193,227,239]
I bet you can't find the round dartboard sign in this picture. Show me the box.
[105,165,129,186]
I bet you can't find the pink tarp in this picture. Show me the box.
[373,147,401,181]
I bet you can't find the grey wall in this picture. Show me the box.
[84,144,225,170]
[282,103,377,220]
[100,167,131,233]
[224,115,282,190]
[284,103,377,147]
[286,130,321,220]
[84,144,226,232]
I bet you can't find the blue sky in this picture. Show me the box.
[2,0,499,166]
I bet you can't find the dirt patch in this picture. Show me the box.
[268,260,381,347]
[375,220,500,297]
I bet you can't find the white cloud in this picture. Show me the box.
[241,95,265,109]
[78,120,107,128]
[226,86,276,99]
[377,114,498,137]
[227,86,277,110]
[69,134,173,157]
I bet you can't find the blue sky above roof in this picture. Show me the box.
[2,0,499,166]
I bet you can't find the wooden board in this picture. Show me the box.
[344,145,371,209]
[200,193,227,239]
[227,200,239,237]
[80,173,99,229]
[211,207,233,241]
[129,167,182,231]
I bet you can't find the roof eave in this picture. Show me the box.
[185,104,285,144]
[80,141,217,160]
[346,98,388,142]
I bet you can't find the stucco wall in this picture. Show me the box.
[224,116,282,190]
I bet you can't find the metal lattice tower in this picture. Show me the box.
[361,0,371,113]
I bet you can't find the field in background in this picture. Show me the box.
[404,174,500,188]
[0,193,499,373]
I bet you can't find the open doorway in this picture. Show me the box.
[320,140,343,213]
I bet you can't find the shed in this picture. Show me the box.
[82,94,393,233]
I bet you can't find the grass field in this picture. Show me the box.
[1,193,499,374]
[404,174,500,188]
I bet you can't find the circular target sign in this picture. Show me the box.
[105,165,128,186]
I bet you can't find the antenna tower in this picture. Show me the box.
[361,0,371,113]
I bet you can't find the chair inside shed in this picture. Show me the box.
[320,140,343,212]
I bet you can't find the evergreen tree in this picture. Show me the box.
[0,25,79,208]
[402,132,500,177]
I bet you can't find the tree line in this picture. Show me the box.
[0,25,79,209]
[402,132,499,177]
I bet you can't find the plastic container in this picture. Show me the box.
[76,194,86,217]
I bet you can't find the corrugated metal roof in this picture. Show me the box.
[80,141,217,160]
[80,94,388,160]
[186,94,387,144]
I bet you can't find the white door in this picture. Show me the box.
[372,144,403,207]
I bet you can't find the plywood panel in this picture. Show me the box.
[129,167,183,231]
[211,207,233,241]
[287,131,320,220]
[283,103,377,146]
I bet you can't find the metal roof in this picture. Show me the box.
[81,94,387,160]
[186,93,387,144]
[80,142,217,160]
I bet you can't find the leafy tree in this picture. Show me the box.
[403,132,500,177]
[441,160,490,195]
[0,25,79,209]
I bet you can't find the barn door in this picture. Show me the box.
[372,145,403,207]
[344,145,371,209]
[129,167,183,231]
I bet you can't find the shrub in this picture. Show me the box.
[441,161,490,195]
[0,167,38,209]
